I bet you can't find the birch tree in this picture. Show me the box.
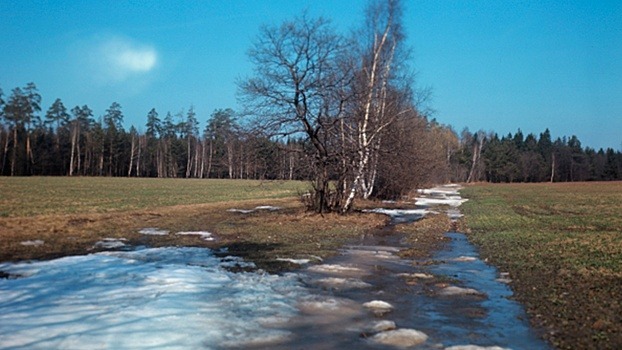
[342,0,407,212]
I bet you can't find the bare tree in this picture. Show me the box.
[342,0,408,212]
[239,14,352,212]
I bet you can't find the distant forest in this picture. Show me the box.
[2,82,620,189]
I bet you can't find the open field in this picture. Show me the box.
[0,177,309,217]
[461,182,622,350]
[0,177,385,271]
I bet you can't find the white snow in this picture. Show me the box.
[415,197,468,207]
[0,247,308,349]
[369,320,397,333]
[439,286,483,296]
[175,231,214,241]
[93,238,127,249]
[20,240,44,246]
[370,328,428,347]
[364,208,430,217]
[314,277,372,289]
[363,300,394,310]
[227,205,282,214]
[138,227,169,235]
[276,257,311,264]
[307,264,366,276]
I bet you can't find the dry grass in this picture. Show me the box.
[0,177,385,272]
[461,182,622,350]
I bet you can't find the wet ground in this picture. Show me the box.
[264,186,550,349]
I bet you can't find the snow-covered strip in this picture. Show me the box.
[370,329,428,347]
[277,258,311,265]
[138,227,169,235]
[20,240,44,246]
[254,205,281,211]
[415,197,468,207]
[93,238,127,249]
[227,206,282,214]
[0,247,308,349]
[314,277,372,289]
[307,264,366,275]
[175,231,214,241]
[364,208,430,217]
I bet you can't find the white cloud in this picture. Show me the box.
[88,35,158,84]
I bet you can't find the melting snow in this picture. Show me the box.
[175,231,214,241]
[445,346,512,350]
[370,328,429,347]
[20,240,45,246]
[93,238,127,249]
[0,247,308,349]
[227,205,282,214]
[363,300,394,310]
[138,227,169,235]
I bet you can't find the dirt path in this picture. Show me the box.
[264,185,550,349]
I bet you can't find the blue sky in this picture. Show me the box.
[1,0,620,150]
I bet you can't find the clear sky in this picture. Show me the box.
[1,0,620,150]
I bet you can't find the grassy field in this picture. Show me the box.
[0,177,309,217]
[461,182,622,350]
[0,177,385,270]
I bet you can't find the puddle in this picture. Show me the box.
[266,184,550,349]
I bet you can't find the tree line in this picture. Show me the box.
[453,128,622,183]
[0,83,311,180]
[2,0,620,213]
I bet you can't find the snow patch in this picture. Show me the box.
[307,264,365,276]
[453,256,478,262]
[93,238,127,249]
[363,300,394,310]
[439,286,483,296]
[138,227,169,235]
[276,258,311,265]
[175,231,214,241]
[227,206,282,214]
[0,247,308,349]
[20,240,44,246]
[314,277,372,289]
[370,329,428,347]
[368,320,397,333]
[415,197,468,207]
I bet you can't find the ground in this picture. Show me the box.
[461,182,622,350]
[1,178,620,349]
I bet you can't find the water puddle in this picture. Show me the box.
[267,185,550,349]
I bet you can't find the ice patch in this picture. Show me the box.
[370,329,428,347]
[368,320,397,333]
[314,277,372,289]
[276,258,311,265]
[307,264,365,276]
[364,208,429,217]
[138,227,169,235]
[20,240,44,246]
[175,231,214,241]
[227,206,282,214]
[93,238,127,249]
[453,256,478,262]
[439,286,483,296]
[0,247,308,349]
[363,300,394,310]
[415,197,468,207]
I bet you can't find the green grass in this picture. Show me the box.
[0,177,310,217]
[461,182,622,349]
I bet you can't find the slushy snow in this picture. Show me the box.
[0,247,307,349]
